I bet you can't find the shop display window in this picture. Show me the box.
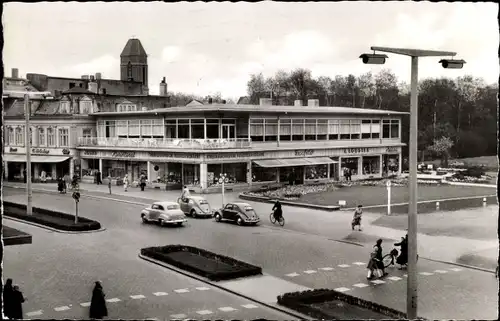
[305,165,328,180]
[383,155,399,175]
[341,157,359,176]
[252,165,277,182]
[183,164,200,185]
[362,156,380,175]
[208,163,246,186]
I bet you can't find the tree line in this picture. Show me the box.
[245,68,498,161]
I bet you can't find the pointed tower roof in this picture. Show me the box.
[120,38,147,57]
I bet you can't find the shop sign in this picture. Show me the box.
[386,147,399,153]
[343,148,370,154]
[9,147,18,152]
[32,148,50,154]
[206,152,265,159]
[111,151,135,158]
[62,148,70,155]
[84,150,98,156]
[148,152,200,159]
[295,149,314,156]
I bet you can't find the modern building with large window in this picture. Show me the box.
[77,98,407,192]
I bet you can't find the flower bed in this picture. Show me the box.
[4,201,102,232]
[277,289,408,319]
[140,245,262,281]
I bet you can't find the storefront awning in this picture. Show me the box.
[253,157,337,168]
[4,154,70,163]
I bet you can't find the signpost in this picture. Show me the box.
[386,180,392,215]
[219,173,227,207]
[72,188,81,224]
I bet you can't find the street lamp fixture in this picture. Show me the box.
[359,46,465,320]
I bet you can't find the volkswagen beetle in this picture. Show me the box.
[141,201,187,226]
[213,202,260,226]
[177,196,213,218]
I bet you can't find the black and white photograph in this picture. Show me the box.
[2,1,498,320]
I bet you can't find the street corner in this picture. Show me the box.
[341,231,399,246]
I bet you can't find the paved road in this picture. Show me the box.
[4,188,498,319]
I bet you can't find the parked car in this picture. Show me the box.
[141,201,187,226]
[177,196,213,218]
[213,202,260,226]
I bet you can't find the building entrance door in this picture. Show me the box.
[221,124,235,140]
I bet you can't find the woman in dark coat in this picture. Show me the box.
[10,285,25,320]
[3,279,14,319]
[395,234,408,268]
[57,178,64,193]
[89,281,108,319]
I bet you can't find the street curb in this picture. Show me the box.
[138,254,313,320]
[239,193,341,211]
[420,256,496,274]
[3,216,107,234]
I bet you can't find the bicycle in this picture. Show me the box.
[382,248,418,269]
[269,212,285,227]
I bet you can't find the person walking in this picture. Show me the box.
[351,205,363,231]
[180,185,191,202]
[123,174,129,192]
[140,174,146,192]
[10,284,25,320]
[3,278,14,319]
[40,170,47,183]
[96,170,101,185]
[107,175,112,195]
[57,177,64,194]
[89,281,108,319]
[22,169,27,183]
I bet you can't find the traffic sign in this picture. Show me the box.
[224,178,229,183]
[72,191,81,202]
[218,178,223,184]
[386,181,392,187]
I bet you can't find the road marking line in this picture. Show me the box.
[130,294,146,299]
[319,267,334,271]
[80,302,91,307]
[353,283,369,288]
[387,276,402,281]
[174,288,190,293]
[241,304,259,309]
[449,268,462,272]
[195,287,210,291]
[338,264,350,268]
[153,292,168,296]
[371,279,386,284]
[303,270,317,274]
[218,306,237,312]
[26,310,43,317]
[285,272,300,277]
[54,306,70,312]
[419,272,434,276]
[434,270,448,274]
[352,262,366,266]
[170,314,187,319]
[196,310,213,315]
[334,287,351,292]
[106,298,121,303]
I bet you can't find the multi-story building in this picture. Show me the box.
[76,98,406,192]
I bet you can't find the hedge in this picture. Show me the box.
[141,245,262,281]
[4,201,101,232]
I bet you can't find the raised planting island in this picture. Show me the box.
[141,245,262,281]
[4,201,102,232]
[278,288,412,320]
[3,226,32,246]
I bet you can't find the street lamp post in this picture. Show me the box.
[219,173,228,207]
[359,47,465,319]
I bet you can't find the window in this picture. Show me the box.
[15,127,24,145]
[60,101,70,113]
[116,121,128,137]
[264,119,278,142]
[165,119,177,138]
[382,119,399,139]
[141,120,152,137]
[339,120,350,140]
[206,119,219,139]
[390,120,399,138]
[80,99,93,114]
[97,121,106,137]
[127,62,132,79]
[371,120,380,139]
[69,82,75,89]
[363,156,380,175]
[305,119,316,140]
[350,119,361,139]
[59,128,69,147]
[279,118,291,141]
[292,119,304,141]
[250,119,264,142]
[361,119,371,139]
[152,119,163,137]
[47,128,55,146]
[128,120,139,137]
[38,128,45,146]
[328,120,339,140]
[177,119,189,139]
[8,127,14,145]
[106,121,116,138]
[317,119,328,140]
[305,165,328,179]
[82,128,92,138]
[191,119,204,139]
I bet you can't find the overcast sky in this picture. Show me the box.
[4,2,498,99]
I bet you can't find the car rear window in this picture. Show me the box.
[245,206,254,211]
[167,205,180,210]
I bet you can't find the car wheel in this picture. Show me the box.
[159,219,165,227]
[237,217,244,226]
[190,209,197,218]
[141,215,148,223]
[214,213,222,222]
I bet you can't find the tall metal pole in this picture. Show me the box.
[407,56,419,319]
[24,94,33,216]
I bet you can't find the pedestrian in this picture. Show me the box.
[3,278,14,319]
[22,170,27,183]
[140,174,146,192]
[347,168,352,181]
[97,170,102,185]
[351,205,363,231]
[40,170,47,183]
[10,284,25,320]
[89,281,108,319]
[123,174,129,192]
[180,185,190,202]
[372,239,387,277]
[57,177,64,194]
[107,175,112,195]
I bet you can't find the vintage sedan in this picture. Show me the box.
[177,196,213,218]
[140,201,187,226]
[213,202,260,226]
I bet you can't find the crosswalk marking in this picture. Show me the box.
[352,262,366,266]
[371,279,386,285]
[338,264,350,268]
[153,292,168,296]
[285,272,300,277]
[434,270,448,274]
[241,304,259,309]
[174,288,190,293]
[170,314,187,319]
[80,302,91,307]
[387,276,402,281]
[106,298,121,303]
[303,270,317,274]
[353,283,369,288]
[334,287,351,292]
[319,267,334,271]
[26,310,43,317]
[195,287,210,291]
[449,268,462,272]
[130,294,146,299]
[218,306,237,312]
[54,306,70,312]
[419,272,434,276]
[196,310,213,315]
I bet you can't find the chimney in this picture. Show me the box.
[11,68,19,78]
[307,99,320,107]
[159,77,168,96]
[90,75,95,81]
[95,73,102,80]
[259,98,272,106]
[88,81,98,94]
[294,100,302,107]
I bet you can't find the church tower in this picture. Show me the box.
[120,38,148,91]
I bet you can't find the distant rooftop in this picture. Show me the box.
[121,38,147,57]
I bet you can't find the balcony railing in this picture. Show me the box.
[78,137,251,150]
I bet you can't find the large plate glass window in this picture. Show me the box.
[305,119,316,140]
[191,119,204,139]
[177,119,189,139]
[292,119,304,141]
[206,119,219,139]
[328,120,339,140]
[362,156,380,175]
[264,118,278,142]
[165,119,177,139]
[250,119,264,142]
[279,118,291,141]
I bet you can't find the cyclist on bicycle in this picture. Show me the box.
[272,200,283,221]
